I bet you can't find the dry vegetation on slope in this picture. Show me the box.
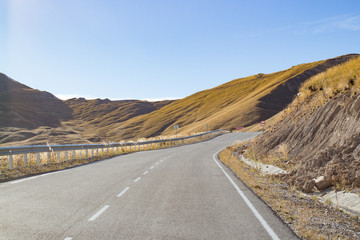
[104,54,357,141]
[249,55,360,193]
[0,54,357,146]
[219,55,360,239]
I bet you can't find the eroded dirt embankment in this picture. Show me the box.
[252,92,360,192]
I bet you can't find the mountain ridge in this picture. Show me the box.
[104,54,358,140]
[0,53,358,146]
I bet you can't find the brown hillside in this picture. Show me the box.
[0,54,357,146]
[0,73,72,129]
[65,98,173,125]
[249,55,360,192]
[63,98,174,141]
[104,54,357,140]
[0,73,173,146]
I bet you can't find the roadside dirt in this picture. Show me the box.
[219,147,360,239]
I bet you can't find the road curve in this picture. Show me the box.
[0,133,298,240]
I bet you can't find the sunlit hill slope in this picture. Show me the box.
[103,54,357,140]
[0,54,357,146]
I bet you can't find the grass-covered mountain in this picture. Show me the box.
[103,54,357,140]
[0,54,357,146]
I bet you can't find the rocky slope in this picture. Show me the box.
[250,55,360,192]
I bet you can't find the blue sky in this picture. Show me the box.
[1,0,360,101]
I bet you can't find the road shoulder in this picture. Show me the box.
[219,146,360,239]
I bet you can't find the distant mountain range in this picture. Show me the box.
[0,54,357,146]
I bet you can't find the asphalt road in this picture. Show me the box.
[0,133,298,240]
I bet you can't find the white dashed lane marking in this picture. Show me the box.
[88,205,110,222]
[143,171,149,175]
[117,187,130,198]
[149,166,154,169]
[134,177,141,182]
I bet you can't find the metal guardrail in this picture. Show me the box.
[0,130,227,169]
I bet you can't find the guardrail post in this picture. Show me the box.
[91,149,94,157]
[86,149,89,158]
[66,151,68,161]
[24,153,27,167]
[48,152,51,163]
[57,152,60,162]
[37,153,40,165]
[9,155,13,169]
[73,150,76,160]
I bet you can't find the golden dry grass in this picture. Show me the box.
[301,56,360,99]
[1,54,357,146]
[105,56,356,141]
[262,55,360,131]
[0,131,223,181]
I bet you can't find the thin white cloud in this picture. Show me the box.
[336,16,360,31]
[295,14,360,35]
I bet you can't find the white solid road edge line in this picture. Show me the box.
[10,176,39,184]
[117,187,130,197]
[10,170,71,184]
[213,150,281,240]
[88,205,110,221]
